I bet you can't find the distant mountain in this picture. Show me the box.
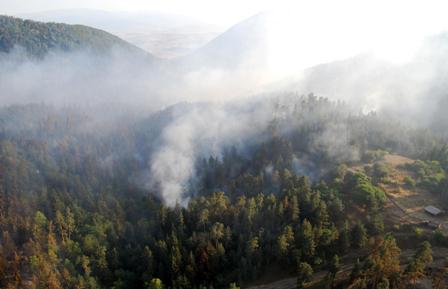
[179,12,270,69]
[267,31,448,134]
[19,9,222,58]
[0,15,146,58]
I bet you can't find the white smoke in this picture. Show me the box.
[2,12,448,207]
[144,99,275,206]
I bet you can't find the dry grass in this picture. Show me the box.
[382,154,414,167]
[368,154,448,231]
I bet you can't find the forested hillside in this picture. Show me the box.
[1,95,447,289]
[0,15,144,57]
[3,2,448,288]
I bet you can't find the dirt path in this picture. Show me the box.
[245,277,297,289]
[246,261,355,289]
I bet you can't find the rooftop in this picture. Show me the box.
[425,205,442,215]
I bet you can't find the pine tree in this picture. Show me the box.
[351,222,368,249]
[297,262,313,289]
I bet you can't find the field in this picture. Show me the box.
[378,155,448,232]
[350,154,448,231]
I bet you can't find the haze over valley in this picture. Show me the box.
[1,1,448,289]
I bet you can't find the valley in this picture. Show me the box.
[1,4,448,289]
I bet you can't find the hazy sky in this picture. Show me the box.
[1,0,448,29]
[0,0,275,25]
[2,0,448,70]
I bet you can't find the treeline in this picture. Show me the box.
[0,95,446,288]
[0,138,384,288]
[0,15,140,58]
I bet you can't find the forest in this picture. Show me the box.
[1,95,448,289]
[0,16,141,57]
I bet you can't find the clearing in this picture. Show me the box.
[352,153,448,232]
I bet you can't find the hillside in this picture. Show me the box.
[273,32,448,134]
[2,7,448,289]
[178,12,269,70]
[19,9,222,58]
[18,9,221,35]
[1,95,448,289]
[0,15,145,58]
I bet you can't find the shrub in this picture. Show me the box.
[404,176,416,188]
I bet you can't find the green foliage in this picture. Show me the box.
[403,175,416,188]
[351,222,368,249]
[0,98,445,289]
[344,172,386,209]
[297,262,313,289]
[405,160,447,193]
[328,254,341,277]
[363,150,388,163]
[228,283,240,289]
[34,211,48,228]
[0,128,353,289]
[368,213,384,235]
[405,241,433,285]
[0,15,140,58]
[414,228,423,238]
[147,278,163,289]
[432,229,448,246]
[372,162,391,183]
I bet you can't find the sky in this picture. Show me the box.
[0,0,275,26]
[2,0,448,34]
[0,0,447,33]
[2,0,448,71]
[1,0,444,27]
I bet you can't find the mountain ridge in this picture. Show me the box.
[177,12,270,69]
[0,15,149,58]
[18,9,222,58]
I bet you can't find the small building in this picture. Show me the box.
[424,205,442,216]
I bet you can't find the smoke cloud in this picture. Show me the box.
[143,100,275,206]
[2,22,448,206]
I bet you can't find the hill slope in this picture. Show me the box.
[178,12,269,70]
[0,15,145,58]
[18,9,222,58]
